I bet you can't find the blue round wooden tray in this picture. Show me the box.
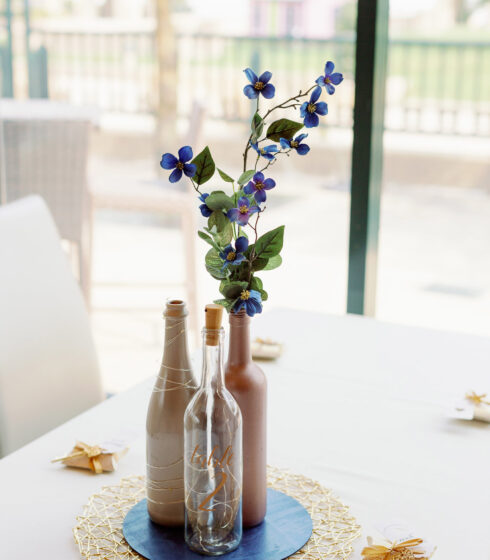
[123,488,312,559]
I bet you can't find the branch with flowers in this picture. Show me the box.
[160,61,343,317]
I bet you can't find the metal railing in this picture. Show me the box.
[32,22,158,113]
[175,34,355,129]
[385,39,489,136]
[29,23,490,136]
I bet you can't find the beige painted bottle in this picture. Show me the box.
[146,299,197,526]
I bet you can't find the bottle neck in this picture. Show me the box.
[227,310,251,366]
[201,329,225,391]
[162,314,191,372]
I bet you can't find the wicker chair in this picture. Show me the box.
[0,99,204,340]
[0,99,95,304]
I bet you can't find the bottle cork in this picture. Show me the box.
[205,304,224,346]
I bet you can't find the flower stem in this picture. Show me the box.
[242,84,316,172]
[262,84,317,121]
[252,211,261,244]
[246,211,261,284]
[259,149,290,173]
[190,178,201,195]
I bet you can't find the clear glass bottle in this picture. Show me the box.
[184,304,242,556]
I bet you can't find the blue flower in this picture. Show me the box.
[243,171,276,203]
[160,146,196,183]
[300,87,328,128]
[227,196,259,227]
[233,289,262,317]
[243,69,275,99]
[315,61,343,95]
[279,133,310,155]
[219,236,249,270]
[198,193,212,217]
[250,141,278,161]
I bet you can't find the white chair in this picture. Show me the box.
[0,196,104,457]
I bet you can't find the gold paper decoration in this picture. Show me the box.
[465,391,490,406]
[52,441,129,474]
[74,466,361,559]
[52,442,104,473]
[361,538,428,559]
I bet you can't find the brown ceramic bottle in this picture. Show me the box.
[224,310,267,527]
[146,299,197,526]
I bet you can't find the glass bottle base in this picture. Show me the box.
[185,528,241,556]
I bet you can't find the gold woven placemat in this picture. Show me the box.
[74,466,361,559]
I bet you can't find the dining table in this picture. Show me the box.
[1,308,489,559]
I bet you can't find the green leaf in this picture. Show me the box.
[218,168,234,183]
[191,146,215,185]
[245,244,269,273]
[205,248,228,280]
[234,261,251,281]
[263,254,282,270]
[198,230,213,243]
[205,191,235,211]
[251,112,264,143]
[208,211,226,231]
[213,298,236,312]
[219,280,248,299]
[220,223,233,245]
[237,170,255,186]
[207,211,233,245]
[250,276,268,301]
[254,226,285,259]
[250,276,263,291]
[198,230,220,251]
[266,119,304,142]
[232,191,243,206]
[251,257,269,271]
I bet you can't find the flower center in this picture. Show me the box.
[254,81,265,90]
[307,103,317,114]
[239,205,249,214]
[240,290,250,300]
[260,148,266,155]
[226,251,236,261]
[255,181,264,190]
[290,141,299,148]
[324,76,331,84]
[176,162,184,170]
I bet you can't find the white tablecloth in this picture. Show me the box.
[1,310,489,558]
